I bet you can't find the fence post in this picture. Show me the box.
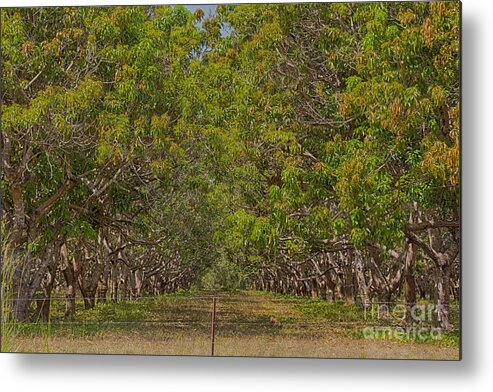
[210,297,216,356]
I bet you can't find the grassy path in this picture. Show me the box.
[9,291,460,359]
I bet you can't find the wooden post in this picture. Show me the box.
[210,297,216,356]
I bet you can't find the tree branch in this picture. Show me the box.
[405,231,439,263]
[30,177,79,230]
[406,221,459,232]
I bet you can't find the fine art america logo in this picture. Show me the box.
[362,302,448,341]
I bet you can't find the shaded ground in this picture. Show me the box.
[7,291,460,359]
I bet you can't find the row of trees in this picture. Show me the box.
[1,6,220,321]
[1,2,460,329]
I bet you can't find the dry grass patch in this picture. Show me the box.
[13,332,459,359]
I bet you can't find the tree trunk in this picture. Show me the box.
[95,230,111,304]
[12,245,51,322]
[75,248,99,309]
[133,269,143,299]
[61,242,76,318]
[310,277,318,299]
[436,257,452,330]
[119,263,128,302]
[324,271,335,302]
[35,268,53,322]
[12,260,31,322]
[10,183,31,322]
[343,253,355,305]
[110,262,119,303]
[354,250,370,309]
[404,239,417,325]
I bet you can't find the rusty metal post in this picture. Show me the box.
[210,297,216,356]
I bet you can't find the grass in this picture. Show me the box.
[13,333,459,359]
[6,290,460,359]
[1,233,19,353]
